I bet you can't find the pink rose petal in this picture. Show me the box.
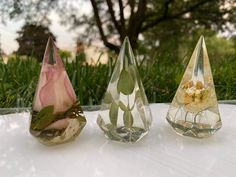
[64,75,76,103]
[33,38,76,113]
[39,68,75,113]
[33,72,47,111]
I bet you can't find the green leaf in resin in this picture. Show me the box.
[117,69,135,95]
[119,101,128,111]
[103,92,113,104]
[123,110,133,128]
[109,101,119,126]
[31,105,55,130]
[97,37,152,143]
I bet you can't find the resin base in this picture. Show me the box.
[30,101,86,145]
[97,118,148,143]
[166,118,222,138]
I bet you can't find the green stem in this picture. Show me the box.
[193,111,200,124]
[184,111,189,122]
[172,106,180,121]
[127,95,130,110]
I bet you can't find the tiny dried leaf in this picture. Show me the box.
[31,105,55,130]
[123,110,133,128]
[103,92,113,104]
[109,101,118,126]
[117,69,135,95]
[119,101,128,111]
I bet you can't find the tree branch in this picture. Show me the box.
[141,0,211,32]
[143,0,174,21]
[163,0,174,18]
[106,0,121,34]
[124,0,147,48]
[118,0,125,39]
[127,0,135,31]
[128,0,147,37]
[90,0,119,52]
[135,0,147,33]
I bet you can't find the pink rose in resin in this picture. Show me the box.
[33,37,76,113]
[30,37,86,145]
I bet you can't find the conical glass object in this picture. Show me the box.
[166,36,222,138]
[29,37,86,145]
[97,37,152,143]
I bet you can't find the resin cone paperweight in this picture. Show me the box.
[97,37,152,143]
[166,36,222,138]
[29,37,86,145]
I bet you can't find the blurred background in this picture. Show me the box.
[0,0,236,108]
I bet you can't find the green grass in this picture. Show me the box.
[0,54,236,108]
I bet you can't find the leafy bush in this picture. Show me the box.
[0,53,236,108]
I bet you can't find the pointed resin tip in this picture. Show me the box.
[119,36,135,65]
[29,37,86,145]
[199,36,203,45]
[166,35,222,138]
[121,37,130,51]
[122,36,133,50]
[46,36,56,49]
[196,35,205,49]
[123,36,129,42]
[46,37,57,65]
[97,36,152,143]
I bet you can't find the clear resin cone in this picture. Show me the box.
[97,37,152,143]
[29,37,86,145]
[166,36,222,138]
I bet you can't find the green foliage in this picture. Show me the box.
[142,28,236,66]
[16,23,56,62]
[178,30,236,65]
[0,52,236,108]
[59,50,72,60]
[0,56,40,108]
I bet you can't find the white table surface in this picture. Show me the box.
[0,104,236,177]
